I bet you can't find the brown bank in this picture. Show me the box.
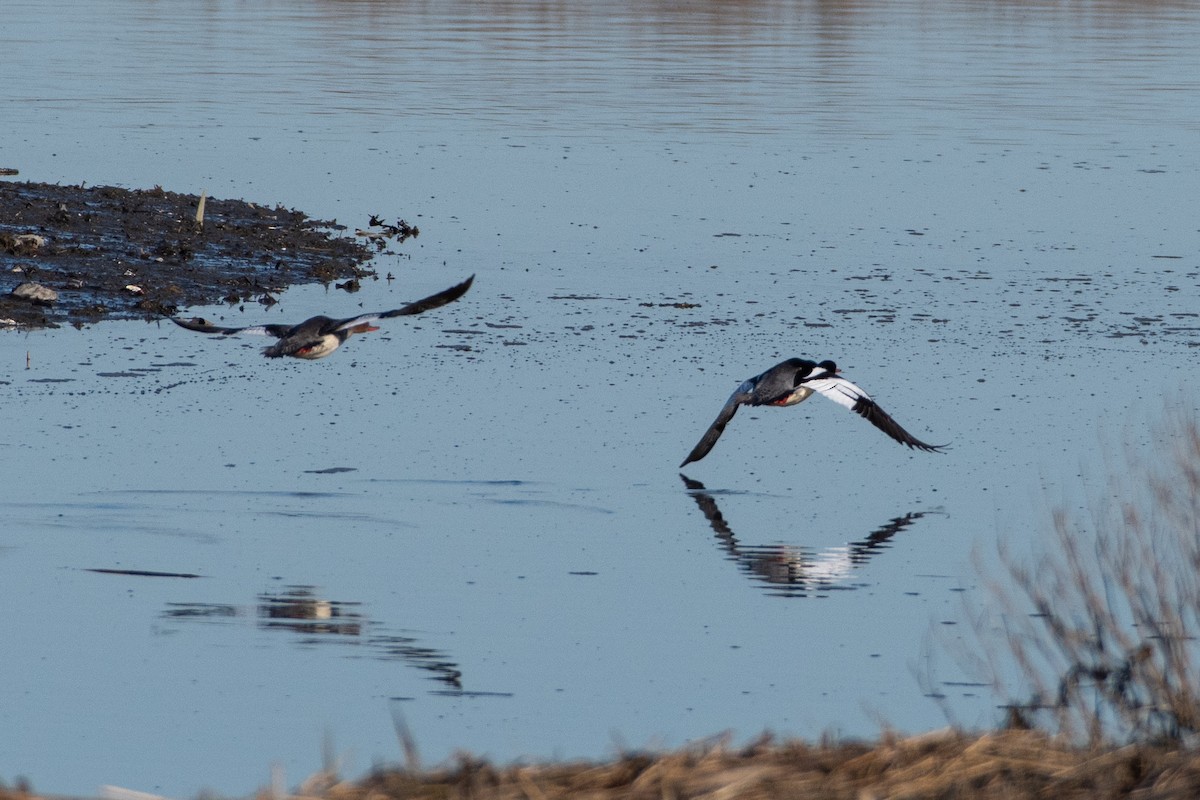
[6,729,1200,800]
[0,180,381,329]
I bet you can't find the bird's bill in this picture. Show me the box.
[348,322,381,334]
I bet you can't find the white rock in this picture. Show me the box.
[11,282,58,303]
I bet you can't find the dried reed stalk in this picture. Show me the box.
[968,403,1200,746]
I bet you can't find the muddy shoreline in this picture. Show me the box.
[0,181,381,329]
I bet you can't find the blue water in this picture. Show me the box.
[2,0,1199,795]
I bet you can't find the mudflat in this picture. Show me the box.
[0,181,376,329]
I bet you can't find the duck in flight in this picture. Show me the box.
[680,358,946,467]
[171,275,473,359]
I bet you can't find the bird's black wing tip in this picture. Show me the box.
[680,442,711,468]
[447,274,475,294]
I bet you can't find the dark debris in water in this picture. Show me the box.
[358,215,420,250]
[0,181,376,329]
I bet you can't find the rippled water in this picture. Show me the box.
[3,0,1200,795]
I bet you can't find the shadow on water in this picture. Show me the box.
[680,474,936,598]
[84,567,203,578]
[162,584,468,693]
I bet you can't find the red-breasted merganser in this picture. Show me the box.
[680,358,946,467]
[172,275,473,359]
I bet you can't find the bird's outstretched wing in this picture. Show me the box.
[172,275,474,337]
[321,274,474,333]
[805,376,946,452]
[373,274,474,320]
[171,318,292,338]
[680,380,755,467]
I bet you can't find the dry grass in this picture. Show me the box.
[11,729,1200,800]
[320,730,1200,800]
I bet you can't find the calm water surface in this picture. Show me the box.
[3,0,1200,795]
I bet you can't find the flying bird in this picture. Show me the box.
[680,358,946,467]
[171,275,474,359]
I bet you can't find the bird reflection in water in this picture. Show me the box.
[258,585,364,637]
[680,475,933,598]
[163,585,463,690]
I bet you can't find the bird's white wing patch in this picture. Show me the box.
[332,314,384,333]
[230,325,275,337]
[806,376,871,411]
